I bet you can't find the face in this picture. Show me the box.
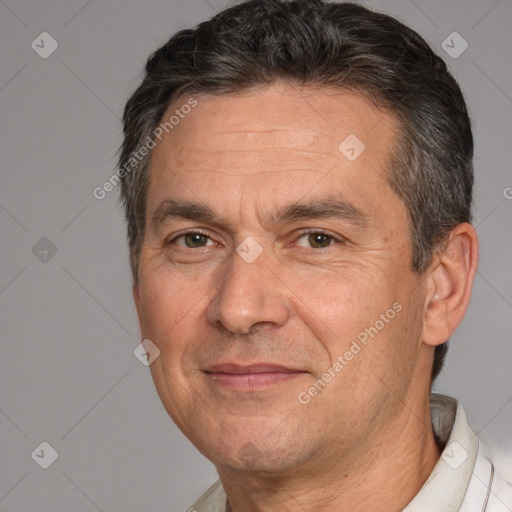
[134,84,430,474]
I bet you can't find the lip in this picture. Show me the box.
[204,363,307,391]
[206,363,301,373]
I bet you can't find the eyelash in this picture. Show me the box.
[168,229,344,250]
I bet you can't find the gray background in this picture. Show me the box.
[0,0,511,510]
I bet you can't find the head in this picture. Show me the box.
[119,0,476,473]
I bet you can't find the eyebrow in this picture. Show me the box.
[151,195,369,232]
[269,196,368,228]
[151,200,216,231]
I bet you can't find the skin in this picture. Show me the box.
[133,83,478,511]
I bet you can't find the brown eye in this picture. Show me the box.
[174,232,213,248]
[308,233,333,248]
[296,232,336,248]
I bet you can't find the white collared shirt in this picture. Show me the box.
[188,393,512,511]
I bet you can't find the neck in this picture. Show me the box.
[218,395,442,512]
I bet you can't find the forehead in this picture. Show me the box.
[147,84,402,220]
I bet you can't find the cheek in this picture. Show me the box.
[138,271,208,349]
[284,267,394,352]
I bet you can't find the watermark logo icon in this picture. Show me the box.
[442,441,468,469]
[134,339,161,366]
[236,236,263,264]
[441,32,468,59]
[237,442,263,466]
[31,32,59,59]
[31,441,58,469]
[338,134,366,161]
[32,237,58,263]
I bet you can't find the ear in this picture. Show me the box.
[422,223,478,347]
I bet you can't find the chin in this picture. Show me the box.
[200,429,311,474]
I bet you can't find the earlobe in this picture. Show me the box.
[422,223,478,347]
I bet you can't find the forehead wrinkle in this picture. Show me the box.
[176,124,333,148]
[168,145,336,177]
[201,147,333,156]
[173,168,329,176]
[213,128,326,134]
[175,140,334,157]
[210,130,334,147]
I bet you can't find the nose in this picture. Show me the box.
[206,245,290,335]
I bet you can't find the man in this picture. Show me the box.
[118,0,511,510]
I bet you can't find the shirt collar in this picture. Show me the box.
[403,392,479,511]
